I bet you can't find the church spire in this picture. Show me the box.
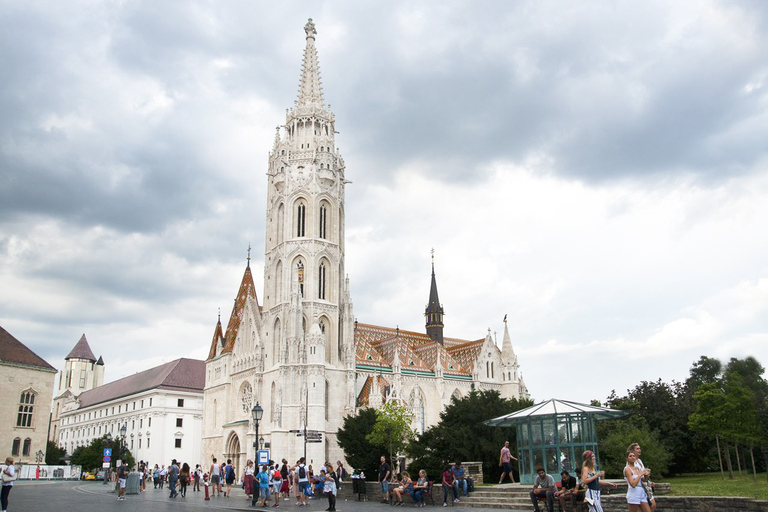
[501,315,516,362]
[296,18,324,108]
[425,249,445,345]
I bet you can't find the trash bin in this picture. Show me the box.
[125,471,141,495]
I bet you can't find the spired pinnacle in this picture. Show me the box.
[297,18,324,107]
[304,18,316,40]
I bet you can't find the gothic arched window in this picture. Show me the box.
[23,438,31,456]
[318,262,326,300]
[297,261,304,296]
[319,203,328,239]
[296,202,306,237]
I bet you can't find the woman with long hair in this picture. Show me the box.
[580,450,616,512]
[243,460,255,499]
[391,471,412,506]
[624,451,651,512]
[179,462,190,497]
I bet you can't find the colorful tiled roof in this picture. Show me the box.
[354,323,472,376]
[65,333,97,362]
[76,358,204,408]
[207,264,259,361]
[0,325,56,372]
[357,375,389,407]
[445,339,485,373]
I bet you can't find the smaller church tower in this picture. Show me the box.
[50,334,104,441]
[424,251,445,344]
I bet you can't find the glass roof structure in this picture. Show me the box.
[485,399,627,484]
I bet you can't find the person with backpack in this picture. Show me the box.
[224,459,235,497]
[297,458,309,506]
[193,464,202,492]
[272,464,282,507]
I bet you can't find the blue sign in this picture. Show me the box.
[103,448,112,457]
[258,449,270,465]
[103,456,111,462]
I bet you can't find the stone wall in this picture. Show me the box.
[602,495,768,512]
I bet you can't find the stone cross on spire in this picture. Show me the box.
[297,18,324,108]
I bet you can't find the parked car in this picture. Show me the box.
[95,470,107,481]
[84,472,96,480]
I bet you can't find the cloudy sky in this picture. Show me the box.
[2,1,768,406]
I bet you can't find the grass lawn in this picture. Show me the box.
[664,472,768,500]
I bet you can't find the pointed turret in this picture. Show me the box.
[424,251,445,344]
[65,334,97,362]
[206,313,225,361]
[297,18,324,108]
[501,315,516,362]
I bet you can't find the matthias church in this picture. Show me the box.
[203,19,529,469]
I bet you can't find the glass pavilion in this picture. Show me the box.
[485,399,627,484]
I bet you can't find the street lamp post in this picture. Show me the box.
[104,433,112,485]
[251,403,263,465]
[120,424,127,466]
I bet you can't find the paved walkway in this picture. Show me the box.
[9,480,504,512]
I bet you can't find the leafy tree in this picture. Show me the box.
[45,441,66,465]
[689,371,758,479]
[407,390,532,482]
[337,407,385,476]
[70,435,134,471]
[686,356,722,390]
[597,417,671,478]
[367,401,416,471]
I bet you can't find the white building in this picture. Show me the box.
[54,335,205,468]
[202,19,529,472]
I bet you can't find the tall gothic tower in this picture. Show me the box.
[262,18,350,367]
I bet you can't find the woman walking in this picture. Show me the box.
[243,460,255,499]
[179,463,190,497]
[580,451,616,512]
[624,451,651,512]
[2,457,16,512]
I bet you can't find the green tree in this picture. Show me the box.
[367,401,416,471]
[597,417,671,478]
[407,390,532,482]
[689,371,758,479]
[45,441,66,465]
[70,435,134,471]
[337,407,386,476]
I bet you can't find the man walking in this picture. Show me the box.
[499,441,518,484]
[168,459,179,498]
[378,455,391,503]
[116,461,128,501]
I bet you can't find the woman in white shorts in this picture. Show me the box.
[624,451,650,512]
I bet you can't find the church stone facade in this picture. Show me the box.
[202,19,528,470]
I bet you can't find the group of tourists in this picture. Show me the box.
[239,457,344,511]
[528,443,656,512]
[377,455,473,508]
